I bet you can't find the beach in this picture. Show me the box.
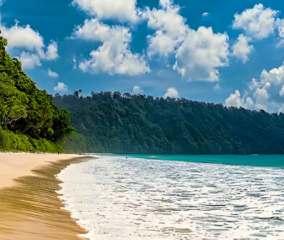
[0,153,93,240]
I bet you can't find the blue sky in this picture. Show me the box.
[2,0,284,112]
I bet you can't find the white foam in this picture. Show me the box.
[57,156,284,239]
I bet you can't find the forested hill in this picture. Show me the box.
[54,91,284,155]
[0,33,74,152]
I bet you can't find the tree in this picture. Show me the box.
[0,32,74,143]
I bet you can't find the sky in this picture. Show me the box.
[2,0,284,113]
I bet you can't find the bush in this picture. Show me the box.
[0,127,64,153]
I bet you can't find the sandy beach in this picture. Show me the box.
[0,153,93,240]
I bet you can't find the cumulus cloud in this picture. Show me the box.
[133,86,143,94]
[256,64,284,87]
[72,18,110,41]
[173,27,229,82]
[253,87,270,110]
[233,4,278,40]
[159,0,171,9]
[143,0,230,81]
[45,41,58,60]
[164,87,178,98]
[231,4,284,48]
[1,21,59,69]
[71,0,138,22]
[54,82,68,92]
[143,0,188,57]
[48,68,59,78]
[225,88,268,111]
[72,0,229,80]
[225,62,284,112]
[18,51,41,69]
[225,90,254,109]
[1,21,44,51]
[73,19,150,75]
[232,34,254,63]
[275,19,284,47]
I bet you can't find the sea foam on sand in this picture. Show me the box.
[57,156,284,240]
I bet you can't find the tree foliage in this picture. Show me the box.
[54,91,284,154]
[0,33,74,151]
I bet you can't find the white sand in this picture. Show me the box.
[0,152,79,189]
[0,152,90,240]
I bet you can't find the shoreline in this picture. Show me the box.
[0,153,94,240]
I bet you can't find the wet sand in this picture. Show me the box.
[0,153,94,240]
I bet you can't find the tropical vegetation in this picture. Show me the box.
[54,91,284,154]
[0,32,74,152]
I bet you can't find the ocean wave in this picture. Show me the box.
[57,156,284,240]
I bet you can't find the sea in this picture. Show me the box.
[57,155,284,240]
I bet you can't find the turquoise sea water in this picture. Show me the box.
[116,154,284,168]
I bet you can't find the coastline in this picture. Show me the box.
[0,153,94,240]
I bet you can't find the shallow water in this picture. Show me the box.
[57,155,284,240]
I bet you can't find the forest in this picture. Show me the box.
[0,33,74,152]
[54,91,284,154]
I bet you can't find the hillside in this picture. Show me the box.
[54,91,284,154]
[0,33,74,152]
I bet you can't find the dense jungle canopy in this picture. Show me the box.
[0,33,74,152]
[54,91,284,154]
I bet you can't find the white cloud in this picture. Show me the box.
[225,88,267,111]
[213,83,220,90]
[54,82,68,92]
[71,0,137,22]
[143,0,188,57]
[48,68,59,78]
[253,87,270,110]
[1,21,44,52]
[232,5,284,48]
[133,86,143,94]
[232,34,254,63]
[143,0,229,81]
[225,90,243,107]
[225,62,284,112]
[202,12,209,17]
[45,41,58,60]
[159,0,171,9]
[275,18,284,47]
[173,27,229,82]
[164,87,178,98]
[225,90,254,109]
[1,21,59,69]
[72,18,110,41]
[259,63,284,86]
[73,19,150,75]
[253,86,269,99]
[232,4,278,40]
[279,85,284,96]
[18,51,41,69]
